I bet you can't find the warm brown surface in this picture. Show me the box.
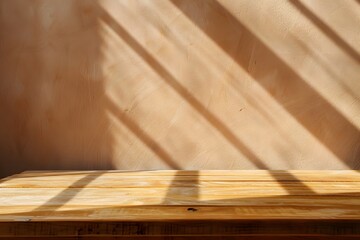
[1,1,360,176]
[0,170,359,237]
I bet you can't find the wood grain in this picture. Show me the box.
[1,1,360,177]
[0,170,360,237]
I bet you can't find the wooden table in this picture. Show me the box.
[0,170,359,239]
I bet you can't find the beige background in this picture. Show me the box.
[1,0,360,177]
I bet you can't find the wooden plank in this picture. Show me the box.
[2,170,360,189]
[1,187,360,205]
[0,220,359,237]
[9,170,360,180]
[0,170,359,237]
[0,204,360,221]
[2,180,360,189]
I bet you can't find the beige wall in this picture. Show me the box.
[1,0,360,177]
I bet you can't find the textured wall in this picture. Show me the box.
[1,0,360,177]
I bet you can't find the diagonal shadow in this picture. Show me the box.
[1,3,359,232]
[161,170,315,208]
[162,170,199,205]
[270,171,315,195]
[100,3,358,209]
[289,0,360,64]
[170,0,360,168]
[160,170,315,212]
[292,37,360,102]
[98,6,343,198]
[100,9,267,169]
[106,97,180,169]
[32,172,104,213]
[7,170,358,219]
[2,170,359,239]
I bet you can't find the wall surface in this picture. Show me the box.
[1,0,360,177]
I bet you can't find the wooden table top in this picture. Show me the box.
[0,170,359,237]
